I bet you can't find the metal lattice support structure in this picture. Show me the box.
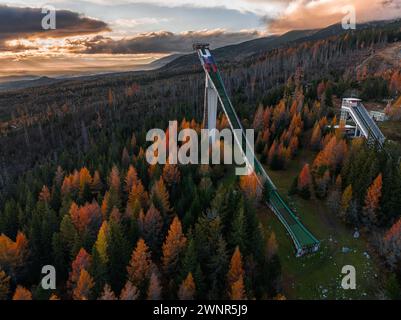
[194,43,320,257]
[204,75,218,143]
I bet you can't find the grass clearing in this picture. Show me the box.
[258,150,382,299]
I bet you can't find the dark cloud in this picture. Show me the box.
[69,29,261,54]
[0,5,109,49]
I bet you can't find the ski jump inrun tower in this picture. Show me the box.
[340,98,386,148]
[194,43,320,257]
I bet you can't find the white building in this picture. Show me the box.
[369,110,389,122]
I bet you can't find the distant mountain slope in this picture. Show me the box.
[161,29,317,72]
[162,19,401,73]
[0,76,61,92]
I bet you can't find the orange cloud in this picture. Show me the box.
[265,0,401,33]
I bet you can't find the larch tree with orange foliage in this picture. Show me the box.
[0,232,28,280]
[68,248,92,291]
[151,177,171,217]
[162,216,187,275]
[120,281,139,300]
[79,167,92,198]
[109,165,121,195]
[127,238,154,291]
[297,164,312,199]
[178,272,196,300]
[128,179,149,211]
[99,284,117,300]
[73,268,95,300]
[229,275,246,300]
[12,285,32,300]
[0,269,10,299]
[363,174,383,225]
[382,217,401,270]
[390,70,401,94]
[239,173,261,202]
[69,201,102,235]
[227,246,244,288]
[125,165,138,193]
[310,122,322,150]
[38,185,51,203]
[147,272,162,300]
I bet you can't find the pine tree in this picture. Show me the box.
[142,205,163,254]
[0,200,19,239]
[230,204,246,253]
[12,286,32,300]
[91,171,103,197]
[162,162,181,187]
[91,221,109,295]
[107,220,130,293]
[147,272,162,300]
[253,104,264,131]
[73,269,95,300]
[340,185,353,221]
[122,147,130,168]
[162,216,187,275]
[178,273,196,300]
[130,132,137,151]
[60,214,78,259]
[266,232,278,260]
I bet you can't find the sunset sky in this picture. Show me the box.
[1,0,400,80]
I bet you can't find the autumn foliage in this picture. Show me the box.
[162,216,187,275]
[363,174,383,224]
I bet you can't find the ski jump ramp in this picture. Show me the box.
[194,43,320,257]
